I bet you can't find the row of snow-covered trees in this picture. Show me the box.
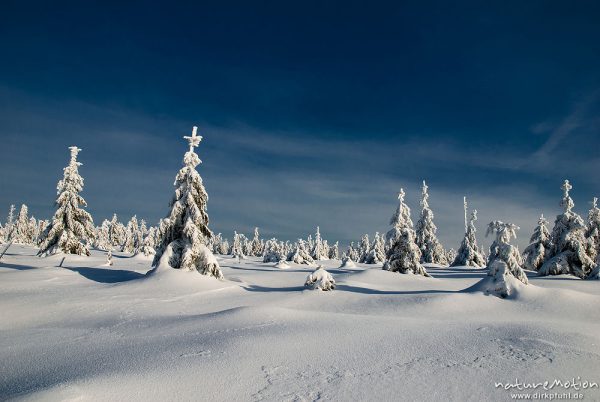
[9,125,600,285]
[0,204,160,258]
[0,204,48,246]
[207,226,340,265]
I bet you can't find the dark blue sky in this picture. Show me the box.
[1,0,600,248]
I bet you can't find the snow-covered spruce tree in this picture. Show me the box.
[210,232,221,254]
[151,127,222,279]
[484,221,528,298]
[451,207,486,267]
[305,265,335,291]
[340,251,357,268]
[382,188,429,275]
[384,228,430,276]
[38,146,95,256]
[218,238,229,255]
[358,234,370,263]
[139,219,148,239]
[446,248,457,263]
[522,214,551,271]
[242,234,253,256]
[95,219,112,251]
[4,204,16,242]
[585,197,600,262]
[121,215,140,253]
[539,180,594,278]
[262,238,283,262]
[322,239,330,257]
[28,217,39,245]
[287,239,314,265]
[328,241,340,260]
[139,227,156,257]
[364,232,385,264]
[415,181,447,265]
[306,235,314,253]
[311,226,329,260]
[135,219,147,254]
[108,214,125,248]
[13,204,32,244]
[486,221,528,281]
[231,231,246,259]
[348,242,360,262]
[36,220,48,245]
[384,188,413,252]
[250,227,264,256]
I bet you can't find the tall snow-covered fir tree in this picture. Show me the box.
[415,181,447,265]
[523,214,551,271]
[152,127,222,279]
[384,188,413,252]
[539,180,594,278]
[38,146,95,256]
[451,201,486,267]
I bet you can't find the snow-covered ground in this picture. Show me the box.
[1,244,599,401]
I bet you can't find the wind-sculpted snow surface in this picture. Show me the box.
[1,245,600,401]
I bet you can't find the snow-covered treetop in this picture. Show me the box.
[184,126,202,152]
[470,209,478,227]
[390,188,412,229]
[588,198,600,225]
[69,146,82,165]
[560,179,574,214]
[463,196,469,233]
[420,181,429,209]
[57,146,85,197]
[538,214,548,226]
[486,220,519,244]
[182,126,203,169]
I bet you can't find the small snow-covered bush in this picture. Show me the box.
[340,253,356,268]
[274,259,290,269]
[305,266,335,291]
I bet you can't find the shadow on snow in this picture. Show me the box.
[65,266,146,283]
